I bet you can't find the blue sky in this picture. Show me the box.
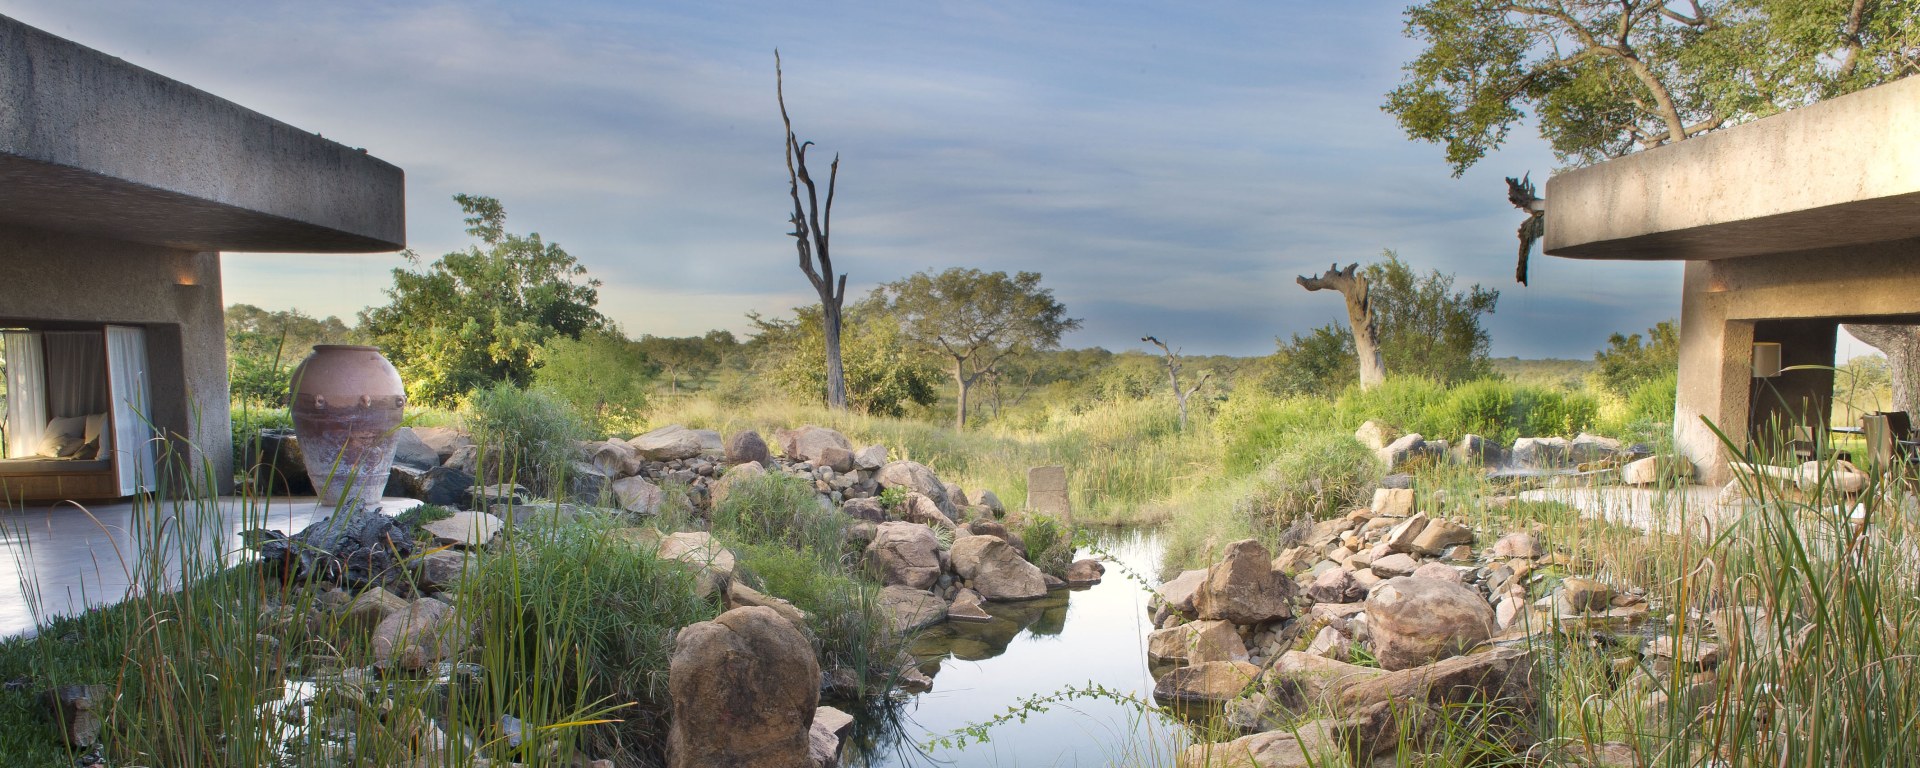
[5,0,1698,358]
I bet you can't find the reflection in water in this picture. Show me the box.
[839,528,1182,767]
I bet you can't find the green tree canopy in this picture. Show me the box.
[1386,0,1920,175]
[1264,252,1499,393]
[871,268,1081,430]
[360,194,606,406]
[635,331,739,396]
[1593,319,1681,397]
[533,328,653,434]
[749,300,941,418]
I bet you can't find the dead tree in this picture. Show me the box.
[1297,263,1386,390]
[1506,173,1547,286]
[777,51,848,410]
[1142,335,1211,431]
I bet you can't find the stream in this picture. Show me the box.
[842,528,1180,767]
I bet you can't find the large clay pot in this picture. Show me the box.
[289,345,406,510]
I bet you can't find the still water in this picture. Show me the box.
[845,528,1184,767]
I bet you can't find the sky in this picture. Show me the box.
[3,0,1721,359]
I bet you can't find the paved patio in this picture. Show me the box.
[1,495,419,639]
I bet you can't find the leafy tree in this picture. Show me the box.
[360,194,605,406]
[226,304,358,406]
[1593,319,1681,397]
[750,301,941,418]
[1257,324,1359,396]
[872,269,1081,430]
[533,329,653,433]
[635,332,736,396]
[1386,0,1919,175]
[1367,251,1500,383]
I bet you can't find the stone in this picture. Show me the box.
[1569,432,1625,464]
[1371,488,1415,517]
[1365,577,1497,670]
[818,446,856,473]
[1065,558,1105,585]
[611,475,665,516]
[658,531,737,598]
[975,489,1005,515]
[630,424,708,461]
[950,535,1047,601]
[385,463,429,499]
[1409,518,1474,555]
[340,586,410,631]
[1195,539,1295,624]
[727,581,809,634]
[419,511,504,548]
[960,519,1023,551]
[1147,619,1248,664]
[668,606,819,768]
[866,522,942,590]
[417,550,476,593]
[1336,646,1536,715]
[1451,433,1500,465]
[1180,719,1348,768]
[1383,512,1429,552]
[1306,567,1364,603]
[1272,546,1318,575]
[876,585,948,633]
[1622,455,1695,486]
[853,444,888,470]
[879,461,955,514]
[1410,561,1463,584]
[710,461,766,507]
[372,597,465,670]
[947,588,992,622]
[1026,465,1071,520]
[1259,651,1386,715]
[898,492,957,530]
[782,426,854,464]
[809,705,853,768]
[391,427,441,471]
[1558,578,1615,614]
[1305,624,1351,659]
[1152,660,1260,706]
[1157,569,1208,614]
[568,461,612,503]
[411,426,473,464]
[725,430,773,466]
[586,439,642,478]
[1354,420,1396,451]
[418,466,474,508]
[1369,552,1420,578]
[44,684,110,747]
[1511,436,1571,468]
[1491,532,1543,559]
[841,496,887,523]
[1377,433,1430,470]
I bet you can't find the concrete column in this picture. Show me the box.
[1674,261,1751,485]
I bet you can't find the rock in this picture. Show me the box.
[629,424,707,461]
[658,531,737,598]
[1065,558,1105,585]
[727,582,809,634]
[866,522,942,590]
[1558,578,1614,614]
[783,425,854,463]
[391,427,441,471]
[1371,488,1415,517]
[1305,624,1352,659]
[818,446,856,473]
[611,475,666,516]
[1026,465,1071,519]
[1451,433,1500,465]
[340,586,410,631]
[947,588,992,622]
[255,508,416,590]
[1369,552,1420,578]
[1152,660,1260,706]
[386,463,429,499]
[668,606,820,768]
[1622,455,1695,486]
[710,462,766,507]
[415,466,473,509]
[1511,436,1571,468]
[959,519,1023,551]
[43,684,109,747]
[809,705,853,768]
[1569,433,1625,464]
[1258,651,1386,716]
[897,492,956,531]
[1195,539,1295,624]
[417,551,476,593]
[1377,433,1430,470]
[586,439,642,478]
[853,444,888,471]
[841,496,887,523]
[1306,568,1365,603]
[1365,577,1496,670]
[1383,512,1429,552]
[568,461,612,503]
[1409,518,1473,555]
[878,461,954,514]
[410,426,473,465]
[419,511,505,549]
[975,489,1005,515]
[1272,546,1318,575]
[1178,719,1346,768]
[1410,562,1463,584]
[725,430,773,465]
[1355,420,1396,451]
[950,535,1047,601]
[1491,532,1543,559]
[243,428,313,494]
[1157,569,1208,614]
[1337,646,1536,715]
[1147,619,1248,664]
[372,597,465,670]
[876,585,948,633]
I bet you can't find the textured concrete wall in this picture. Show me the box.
[0,224,232,494]
[1673,239,1920,483]
[0,13,404,253]
[1544,75,1920,261]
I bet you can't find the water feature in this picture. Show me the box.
[843,528,1183,767]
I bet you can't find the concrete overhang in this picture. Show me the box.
[0,14,404,253]
[1543,75,1920,261]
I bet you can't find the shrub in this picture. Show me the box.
[533,329,653,435]
[465,382,590,496]
[709,472,841,555]
[1017,514,1076,577]
[1241,429,1380,532]
[1421,378,1601,443]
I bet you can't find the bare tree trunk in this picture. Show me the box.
[1843,324,1920,415]
[954,365,971,432]
[777,52,849,410]
[1297,263,1387,389]
[824,300,848,410]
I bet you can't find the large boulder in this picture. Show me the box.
[876,585,948,634]
[877,461,954,515]
[418,466,473,508]
[391,427,441,472]
[630,424,708,461]
[1194,539,1295,625]
[1146,619,1248,664]
[1156,569,1209,614]
[585,440,642,478]
[419,511,505,549]
[950,535,1046,601]
[710,462,767,508]
[865,522,941,590]
[1152,660,1260,706]
[726,430,774,466]
[1569,433,1625,464]
[410,426,473,464]
[1336,646,1536,716]
[783,425,854,465]
[371,597,466,670]
[897,492,956,530]
[668,606,820,768]
[658,531,737,598]
[1510,437,1571,468]
[1354,420,1397,451]
[612,475,665,516]
[244,428,313,495]
[1365,577,1496,670]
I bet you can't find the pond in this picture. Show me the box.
[842,528,1184,767]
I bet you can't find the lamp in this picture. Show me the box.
[1752,342,1782,379]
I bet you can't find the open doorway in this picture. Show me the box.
[0,326,158,502]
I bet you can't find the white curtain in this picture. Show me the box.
[44,331,108,418]
[3,331,47,458]
[105,325,156,495]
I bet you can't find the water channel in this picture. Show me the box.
[843,528,1183,767]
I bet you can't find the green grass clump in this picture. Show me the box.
[465,382,590,496]
[1165,428,1377,570]
[1017,514,1077,577]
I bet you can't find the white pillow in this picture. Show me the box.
[45,415,87,439]
[83,413,107,445]
[36,432,84,459]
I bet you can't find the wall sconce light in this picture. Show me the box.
[1752,342,1782,379]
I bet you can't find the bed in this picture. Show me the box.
[0,457,120,502]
